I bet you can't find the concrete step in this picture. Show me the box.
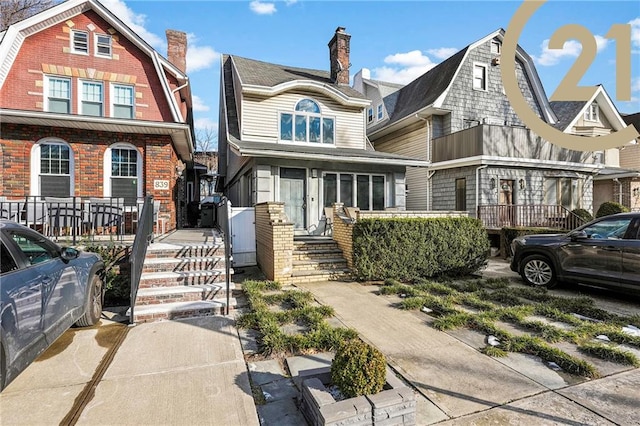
[139,269,231,287]
[142,256,225,273]
[131,299,237,323]
[292,249,344,261]
[145,242,225,259]
[292,258,348,272]
[135,283,235,305]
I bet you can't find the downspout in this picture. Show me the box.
[476,165,489,218]
[172,80,189,94]
[415,114,431,208]
[613,178,623,204]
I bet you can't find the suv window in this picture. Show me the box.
[1,242,19,274]
[582,217,633,240]
[10,232,59,265]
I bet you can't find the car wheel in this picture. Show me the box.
[0,342,6,391]
[519,255,557,288]
[75,273,104,327]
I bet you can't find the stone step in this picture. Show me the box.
[145,242,225,259]
[139,269,230,287]
[292,258,348,272]
[131,299,236,323]
[135,283,235,305]
[281,268,351,284]
[292,248,344,260]
[142,256,225,273]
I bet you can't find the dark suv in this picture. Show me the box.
[510,212,640,293]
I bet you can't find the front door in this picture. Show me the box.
[280,168,306,229]
[499,179,514,225]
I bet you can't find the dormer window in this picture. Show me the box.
[377,104,383,120]
[280,99,335,144]
[71,30,89,54]
[491,40,501,54]
[367,107,374,123]
[584,103,599,122]
[95,34,112,58]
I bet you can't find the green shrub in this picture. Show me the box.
[596,201,629,218]
[501,227,560,258]
[84,243,130,306]
[571,208,593,223]
[351,217,489,281]
[331,339,387,398]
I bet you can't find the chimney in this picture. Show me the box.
[328,26,351,85]
[166,29,187,73]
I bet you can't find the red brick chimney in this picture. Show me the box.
[328,27,351,85]
[166,29,187,73]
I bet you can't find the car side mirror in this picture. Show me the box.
[61,247,79,262]
[569,230,588,242]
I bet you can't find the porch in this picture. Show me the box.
[477,204,587,230]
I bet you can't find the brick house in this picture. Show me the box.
[355,29,636,228]
[0,0,195,234]
[218,27,427,235]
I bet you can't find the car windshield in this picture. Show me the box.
[581,218,632,240]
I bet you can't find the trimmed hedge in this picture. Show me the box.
[596,201,629,218]
[351,217,489,281]
[331,339,387,398]
[501,227,560,258]
[571,208,593,223]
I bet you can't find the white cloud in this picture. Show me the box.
[372,50,437,84]
[192,95,210,112]
[630,17,640,50]
[99,0,164,49]
[427,47,458,60]
[284,0,298,5]
[186,34,218,72]
[194,117,218,131]
[250,1,277,15]
[534,33,609,67]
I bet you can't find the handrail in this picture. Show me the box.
[129,195,154,324]
[477,204,588,230]
[216,196,232,316]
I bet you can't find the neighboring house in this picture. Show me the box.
[358,29,634,228]
[0,0,195,232]
[218,27,427,235]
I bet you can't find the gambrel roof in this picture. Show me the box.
[0,0,194,160]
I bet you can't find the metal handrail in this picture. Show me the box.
[216,196,232,316]
[129,195,154,324]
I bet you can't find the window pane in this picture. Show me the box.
[544,179,557,205]
[455,178,466,211]
[114,105,133,119]
[82,82,103,102]
[295,115,307,142]
[373,176,385,210]
[323,174,337,207]
[49,99,70,113]
[377,104,383,120]
[560,178,572,208]
[73,31,88,53]
[280,113,292,140]
[96,35,111,56]
[41,159,50,174]
[322,118,334,144]
[82,102,102,116]
[61,160,69,175]
[114,85,133,105]
[295,99,320,113]
[340,174,353,207]
[357,175,370,210]
[309,117,321,142]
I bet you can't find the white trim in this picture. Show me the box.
[472,62,488,91]
[109,82,135,119]
[563,86,627,133]
[30,138,75,196]
[429,155,603,173]
[94,33,112,58]
[43,75,71,113]
[242,80,370,107]
[376,104,383,121]
[70,29,89,55]
[103,142,143,198]
[78,79,104,116]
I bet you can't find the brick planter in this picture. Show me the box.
[300,366,416,426]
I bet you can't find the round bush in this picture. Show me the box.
[595,201,629,218]
[331,339,386,398]
[571,208,593,223]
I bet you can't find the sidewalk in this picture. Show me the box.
[296,279,639,425]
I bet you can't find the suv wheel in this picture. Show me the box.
[519,255,557,288]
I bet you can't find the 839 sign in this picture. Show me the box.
[502,0,639,152]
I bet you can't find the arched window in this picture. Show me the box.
[30,138,74,197]
[280,98,335,144]
[103,143,142,205]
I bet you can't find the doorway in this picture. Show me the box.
[280,168,306,229]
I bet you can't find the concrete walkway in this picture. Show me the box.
[297,280,640,425]
[0,316,259,426]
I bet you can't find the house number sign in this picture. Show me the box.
[502,0,639,152]
[154,180,170,190]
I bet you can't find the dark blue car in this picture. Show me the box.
[0,220,105,391]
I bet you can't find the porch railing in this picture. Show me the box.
[215,196,232,316]
[129,195,154,324]
[0,196,140,244]
[477,204,587,230]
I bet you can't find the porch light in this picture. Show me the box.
[519,179,526,190]
[490,178,496,190]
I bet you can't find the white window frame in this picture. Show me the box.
[321,172,386,211]
[377,104,383,121]
[473,63,488,91]
[102,143,143,199]
[43,75,71,113]
[110,83,135,119]
[30,138,75,197]
[70,30,89,55]
[491,40,501,54]
[367,107,374,123]
[79,80,104,117]
[584,103,599,122]
[278,98,336,146]
[94,33,112,58]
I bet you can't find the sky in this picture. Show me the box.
[97,0,640,149]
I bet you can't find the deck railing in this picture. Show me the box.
[477,204,587,230]
[129,195,154,324]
